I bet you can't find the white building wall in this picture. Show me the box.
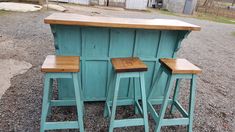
[55,0,148,10]
[165,0,185,13]
[98,0,105,5]
[109,0,125,7]
[126,0,148,10]
[164,0,197,14]
[59,0,89,5]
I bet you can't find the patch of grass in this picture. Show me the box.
[232,32,235,37]
[151,8,235,25]
[0,10,8,15]
[153,8,179,16]
[195,12,235,25]
[158,9,177,16]
[217,1,233,7]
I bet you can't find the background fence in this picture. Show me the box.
[196,0,235,18]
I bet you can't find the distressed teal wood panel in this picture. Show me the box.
[83,27,109,58]
[110,29,135,98]
[85,61,108,99]
[50,25,190,101]
[128,61,156,98]
[110,29,135,57]
[51,25,82,99]
[130,29,161,98]
[157,30,179,57]
[153,30,179,98]
[56,25,82,55]
[136,30,160,57]
[81,27,110,100]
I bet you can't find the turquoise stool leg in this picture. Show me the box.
[188,75,197,132]
[106,72,149,131]
[139,72,149,132]
[147,62,198,132]
[104,70,115,117]
[109,74,120,132]
[134,78,140,115]
[72,73,85,132]
[40,74,51,132]
[47,79,53,116]
[148,65,164,99]
[77,73,85,115]
[40,73,85,131]
[170,79,181,114]
[155,75,175,132]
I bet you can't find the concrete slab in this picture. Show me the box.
[43,4,66,12]
[0,2,42,12]
[94,5,125,11]
[0,59,32,99]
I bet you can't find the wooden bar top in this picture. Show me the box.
[44,13,201,31]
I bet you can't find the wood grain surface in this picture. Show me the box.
[41,55,80,72]
[111,57,148,73]
[160,58,202,74]
[44,13,201,31]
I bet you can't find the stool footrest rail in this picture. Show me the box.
[44,121,80,130]
[113,118,145,128]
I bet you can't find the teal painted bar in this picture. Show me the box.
[49,24,190,101]
[44,121,79,130]
[113,118,145,127]
[161,118,189,126]
[50,100,76,106]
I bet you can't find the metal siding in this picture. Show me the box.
[55,0,89,4]
[109,0,126,7]
[126,0,148,10]
[183,0,198,14]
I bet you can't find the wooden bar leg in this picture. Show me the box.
[134,78,140,115]
[188,75,196,132]
[40,74,51,132]
[109,74,121,132]
[104,70,115,117]
[148,65,164,100]
[155,75,175,132]
[73,73,85,132]
[170,79,181,114]
[139,72,149,132]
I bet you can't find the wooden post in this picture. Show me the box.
[162,0,169,9]
[107,0,109,6]
[39,0,44,5]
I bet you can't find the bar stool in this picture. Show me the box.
[40,55,84,132]
[148,58,202,132]
[104,57,149,132]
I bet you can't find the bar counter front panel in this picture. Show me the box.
[50,25,189,101]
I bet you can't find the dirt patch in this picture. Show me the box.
[0,2,42,12]
[0,59,32,98]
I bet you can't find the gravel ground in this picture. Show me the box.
[0,5,235,132]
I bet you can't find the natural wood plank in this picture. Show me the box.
[111,57,148,73]
[160,58,202,74]
[44,13,201,31]
[41,55,80,72]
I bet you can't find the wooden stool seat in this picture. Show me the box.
[111,57,147,73]
[41,55,80,72]
[160,58,201,74]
